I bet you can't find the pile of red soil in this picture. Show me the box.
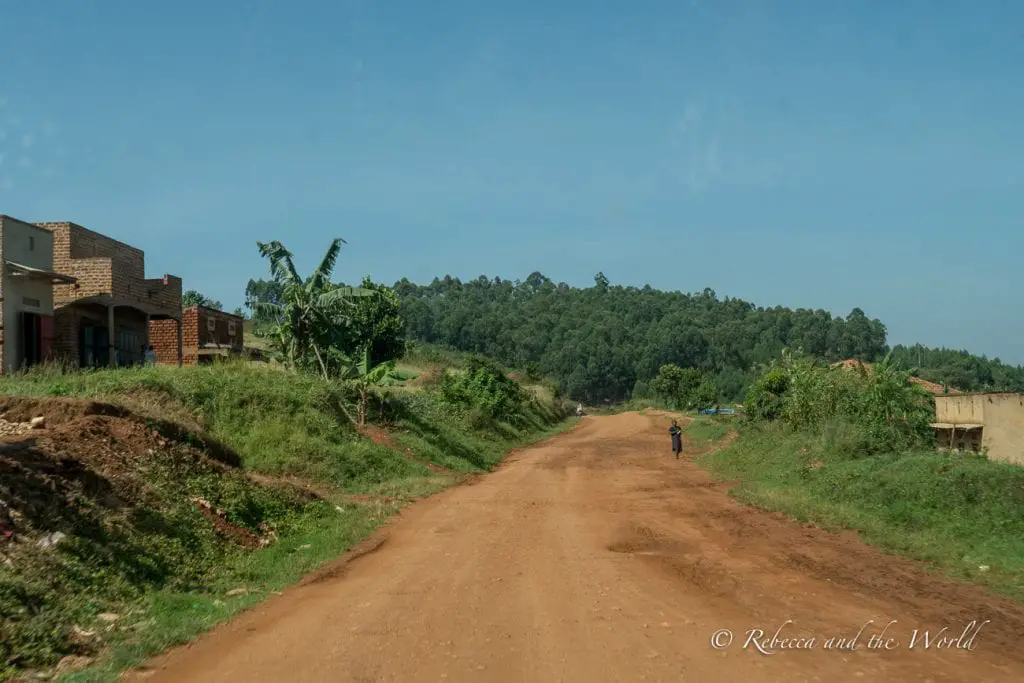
[0,396,259,548]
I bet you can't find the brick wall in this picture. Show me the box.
[197,306,245,350]
[51,307,78,362]
[145,274,182,311]
[39,222,114,302]
[35,221,184,367]
[150,306,245,365]
[35,222,181,313]
[149,314,190,365]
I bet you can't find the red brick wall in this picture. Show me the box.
[150,306,244,365]
[36,222,181,314]
[52,304,150,366]
[42,221,114,303]
[36,221,184,367]
[196,306,245,350]
[145,274,182,311]
[149,311,193,365]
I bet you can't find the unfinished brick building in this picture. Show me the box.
[35,221,182,367]
[150,305,244,365]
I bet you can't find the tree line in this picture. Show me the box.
[392,271,892,402]
[232,269,1024,403]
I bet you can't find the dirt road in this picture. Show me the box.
[132,413,1024,682]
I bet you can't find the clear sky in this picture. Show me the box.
[1,1,1021,362]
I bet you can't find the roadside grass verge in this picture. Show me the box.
[698,421,1024,601]
[0,360,571,682]
[682,417,733,450]
[61,502,384,683]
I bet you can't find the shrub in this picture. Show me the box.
[745,352,933,454]
[439,356,525,422]
[744,365,790,421]
[650,364,717,410]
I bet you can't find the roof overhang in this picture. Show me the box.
[58,294,179,320]
[4,260,77,284]
[930,422,984,430]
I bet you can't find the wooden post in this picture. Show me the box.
[107,303,116,367]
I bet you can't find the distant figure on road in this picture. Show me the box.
[576,403,584,417]
[669,420,683,459]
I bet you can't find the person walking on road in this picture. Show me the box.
[669,420,683,459]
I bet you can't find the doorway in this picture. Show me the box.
[79,322,111,368]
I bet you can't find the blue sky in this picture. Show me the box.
[1,1,1021,362]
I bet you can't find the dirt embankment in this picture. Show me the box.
[0,397,257,544]
[130,412,1024,683]
[0,396,320,678]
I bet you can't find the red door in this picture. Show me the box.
[39,314,55,361]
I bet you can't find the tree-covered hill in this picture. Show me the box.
[392,272,1024,402]
[887,344,1024,393]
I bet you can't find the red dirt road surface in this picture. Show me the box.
[131,413,1024,682]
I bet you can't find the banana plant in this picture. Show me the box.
[252,239,375,379]
[339,345,404,426]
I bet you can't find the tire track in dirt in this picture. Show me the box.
[128,413,1024,682]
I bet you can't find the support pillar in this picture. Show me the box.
[176,317,183,367]
[107,304,116,367]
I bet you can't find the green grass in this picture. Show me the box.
[61,503,384,683]
[699,420,1024,601]
[682,417,732,449]
[0,358,571,681]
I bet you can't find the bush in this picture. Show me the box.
[745,352,933,454]
[439,356,526,422]
[650,364,718,410]
[744,365,790,421]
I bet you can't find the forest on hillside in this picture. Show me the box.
[239,270,1024,402]
[389,272,1024,402]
